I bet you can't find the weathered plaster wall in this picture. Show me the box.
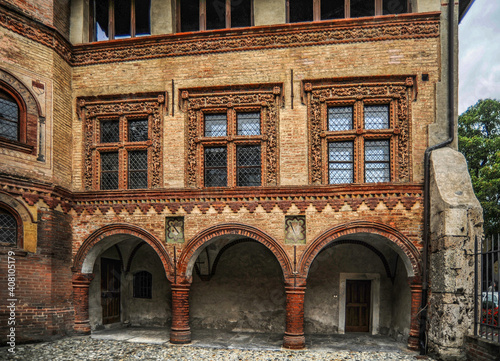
[190,241,286,332]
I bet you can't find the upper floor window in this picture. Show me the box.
[327,104,393,184]
[0,208,17,246]
[287,0,409,23]
[98,117,149,190]
[178,0,253,33]
[202,111,262,187]
[0,90,19,142]
[91,0,151,41]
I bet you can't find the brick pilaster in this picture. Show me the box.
[170,283,191,344]
[283,286,306,349]
[408,281,422,350]
[72,273,94,334]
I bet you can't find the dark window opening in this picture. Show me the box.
[237,145,261,186]
[231,0,252,27]
[328,141,354,184]
[101,120,120,143]
[0,209,17,245]
[101,152,119,190]
[350,0,375,18]
[365,140,390,183]
[290,0,314,23]
[133,271,152,299]
[321,0,345,20]
[128,150,148,189]
[207,0,226,30]
[180,0,200,32]
[383,0,407,15]
[91,0,151,42]
[205,147,228,187]
[0,91,19,142]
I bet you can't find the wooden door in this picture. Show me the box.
[101,258,121,324]
[345,280,371,332]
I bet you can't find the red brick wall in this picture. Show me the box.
[465,336,500,361]
[0,209,73,345]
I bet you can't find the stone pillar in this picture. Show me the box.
[170,283,191,344]
[72,273,94,334]
[408,281,422,350]
[283,286,306,349]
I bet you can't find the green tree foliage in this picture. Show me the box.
[458,99,500,235]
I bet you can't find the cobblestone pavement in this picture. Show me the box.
[0,329,434,361]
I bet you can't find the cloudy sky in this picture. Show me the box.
[459,0,500,113]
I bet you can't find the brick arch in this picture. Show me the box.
[178,223,294,284]
[73,223,174,282]
[299,221,421,281]
[0,191,37,252]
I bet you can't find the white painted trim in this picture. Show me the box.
[338,273,380,335]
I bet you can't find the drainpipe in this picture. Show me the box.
[419,0,456,355]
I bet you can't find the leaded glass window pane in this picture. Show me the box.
[205,147,227,187]
[133,271,152,299]
[0,210,17,244]
[365,140,390,183]
[290,0,314,22]
[129,150,148,189]
[231,0,252,28]
[328,142,354,184]
[128,119,148,142]
[204,114,227,137]
[0,93,19,141]
[101,120,119,143]
[180,0,199,32]
[237,145,261,186]
[364,105,389,130]
[328,106,353,131]
[237,112,260,136]
[101,152,119,190]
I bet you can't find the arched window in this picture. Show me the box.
[133,271,152,299]
[0,208,17,245]
[0,90,19,142]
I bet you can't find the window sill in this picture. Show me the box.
[0,137,35,154]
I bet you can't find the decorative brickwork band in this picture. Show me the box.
[72,273,94,334]
[408,281,423,350]
[283,286,306,350]
[170,284,191,344]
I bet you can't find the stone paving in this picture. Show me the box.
[0,328,434,360]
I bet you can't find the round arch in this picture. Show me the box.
[178,223,294,283]
[299,221,421,279]
[73,223,174,281]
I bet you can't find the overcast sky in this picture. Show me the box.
[459,0,500,114]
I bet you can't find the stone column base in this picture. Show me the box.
[283,333,306,349]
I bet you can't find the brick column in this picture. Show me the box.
[170,283,191,344]
[408,281,422,350]
[72,273,94,334]
[283,286,306,349]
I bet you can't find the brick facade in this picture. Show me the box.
[0,1,481,359]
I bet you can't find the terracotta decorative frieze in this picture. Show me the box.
[0,4,72,63]
[71,13,440,66]
[76,93,166,190]
[303,76,414,185]
[181,84,283,188]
